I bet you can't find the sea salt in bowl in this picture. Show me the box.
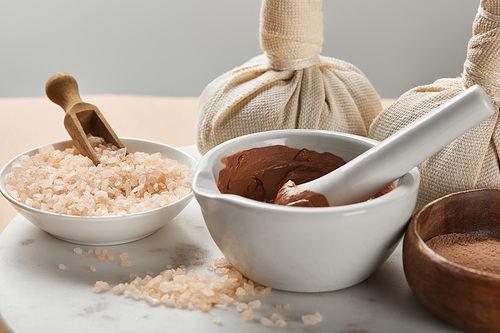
[0,138,197,245]
[193,129,420,292]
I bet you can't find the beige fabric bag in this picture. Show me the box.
[196,0,382,154]
[369,0,500,212]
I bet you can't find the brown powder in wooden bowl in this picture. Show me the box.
[425,233,500,275]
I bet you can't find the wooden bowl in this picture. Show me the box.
[403,189,500,333]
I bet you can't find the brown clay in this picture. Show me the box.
[274,180,329,207]
[217,145,345,203]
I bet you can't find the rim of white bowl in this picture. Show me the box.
[0,137,197,222]
[193,129,420,213]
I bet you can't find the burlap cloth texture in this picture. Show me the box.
[369,0,500,212]
[196,0,382,154]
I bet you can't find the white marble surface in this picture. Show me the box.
[0,147,462,333]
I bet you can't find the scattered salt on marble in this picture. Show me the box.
[112,258,271,313]
[71,250,309,329]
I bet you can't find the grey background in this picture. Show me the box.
[0,0,479,99]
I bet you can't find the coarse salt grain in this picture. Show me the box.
[113,284,126,296]
[271,313,283,322]
[241,309,255,321]
[93,281,109,293]
[248,300,261,310]
[121,259,133,268]
[259,313,288,328]
[4,135,193,216]
[271,313,287,328]
[214,257,231,268]
[302,312,323,325]
[235,287,247,299]
[58,264,66,271]
[236,302,248,312]
[118,252,133,267]
[261,317,274,327]
[274,318,287,328]
[73,247,83,255]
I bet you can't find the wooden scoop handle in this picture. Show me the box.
[45,72,85,112]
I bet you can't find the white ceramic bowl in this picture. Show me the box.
[193,129,420,292]
[0,138,197,245]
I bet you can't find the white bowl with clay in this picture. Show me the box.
[0,138,197,246]
[194,129,419,292]
[193,85,495,292]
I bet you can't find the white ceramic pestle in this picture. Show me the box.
[299,85,496,206]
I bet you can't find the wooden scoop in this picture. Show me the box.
[45,72,125,165]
